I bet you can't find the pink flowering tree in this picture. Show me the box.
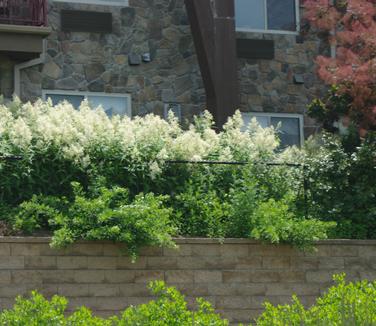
[304,0,376,133]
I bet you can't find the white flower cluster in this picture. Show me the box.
[0,99,297,178]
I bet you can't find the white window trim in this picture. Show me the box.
[42,90,132,117]
[53,0,129,6]
[243,112,304,146]
[236,0,300,35]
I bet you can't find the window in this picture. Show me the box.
[241,112,304,147]
[43,90,132,117]
[53,0,128,6]
[164,103,182,122]
[235,0,299,34]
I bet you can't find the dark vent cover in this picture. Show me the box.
[61,10,112,33]
[237,39,275,60]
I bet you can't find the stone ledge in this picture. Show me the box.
[0,236,376,246]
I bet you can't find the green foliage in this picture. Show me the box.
[174,187,230,238]
[249,197,336,250]
[0,100,280,205]
[52,184,176,259]
[227,173,335,249]
[172,166,234,238]
[305,133,376,239]
[254,274,376,325]
[0,283,228,326]
[308,85,352,133]
[0,291,110,325]
[0,291,67,325]
[13,195,65,234]
[15,183,176,259]
[172,166,334,250]
[1,99,362,249]
[118,281,228,325]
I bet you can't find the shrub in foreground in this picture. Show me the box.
[3,275,376,325]
[255,274,376,325]
[0,282,228,326]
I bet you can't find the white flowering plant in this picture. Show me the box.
[0,98,293,203]
[0,98,336,250]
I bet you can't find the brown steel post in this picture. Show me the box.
[185,0,239,129]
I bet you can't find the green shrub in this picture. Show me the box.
[0,290,112,326]
[305,133,376,239]
[15,183,176,259]
[13,195,65,234]
[0,282,228,326]
[254,274,376,326]
[227,174,335,249]
[0,100,282,204]
[117,281,228,325]
[172,167,233,238]
[0,98,346,248]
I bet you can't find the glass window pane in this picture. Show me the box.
[46,94,84,109]
[241,113,269,131]
[87,96,129,117]
[235,0,266,30]
[267,0,296,31]
[271,117,300,147]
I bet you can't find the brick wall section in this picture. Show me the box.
[0,238,375,324]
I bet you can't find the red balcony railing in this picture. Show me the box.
[0,0,47,26]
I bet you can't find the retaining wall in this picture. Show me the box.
[0,237,375,324]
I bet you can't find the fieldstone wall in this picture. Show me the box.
[18,0,325,131]
[237,30,327,136]
[0,238,375,324]
[21,0,205,121]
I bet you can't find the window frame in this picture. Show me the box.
[242,112,304,146]
[235,0,301,35]
[53,0,129,6]
[42,90,132,117]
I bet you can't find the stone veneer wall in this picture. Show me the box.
[237,30,328,136]
[17,0,325,132]
[0,238,375,324]
[21,0,205,121]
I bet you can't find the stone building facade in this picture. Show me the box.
[0,0,327,140]
[20,0,206,121]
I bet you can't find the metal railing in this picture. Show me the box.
[0,0,47,26]
[0,155,22,161]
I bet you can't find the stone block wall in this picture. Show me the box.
[0,238,375,324]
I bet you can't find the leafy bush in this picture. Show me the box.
[304,133,376,239]
[248,197,335,250]
[227,174,335,249]
[15,183,176,259]
[171,167,335,249]
[255,274,376,325]
[0,99,281,204]
[118,281,228,325]
[0,282,228,326]
[0,98,346,249]
[0,290,111,326]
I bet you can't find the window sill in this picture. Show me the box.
[53,0,129,6]
[236,28,299,36]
